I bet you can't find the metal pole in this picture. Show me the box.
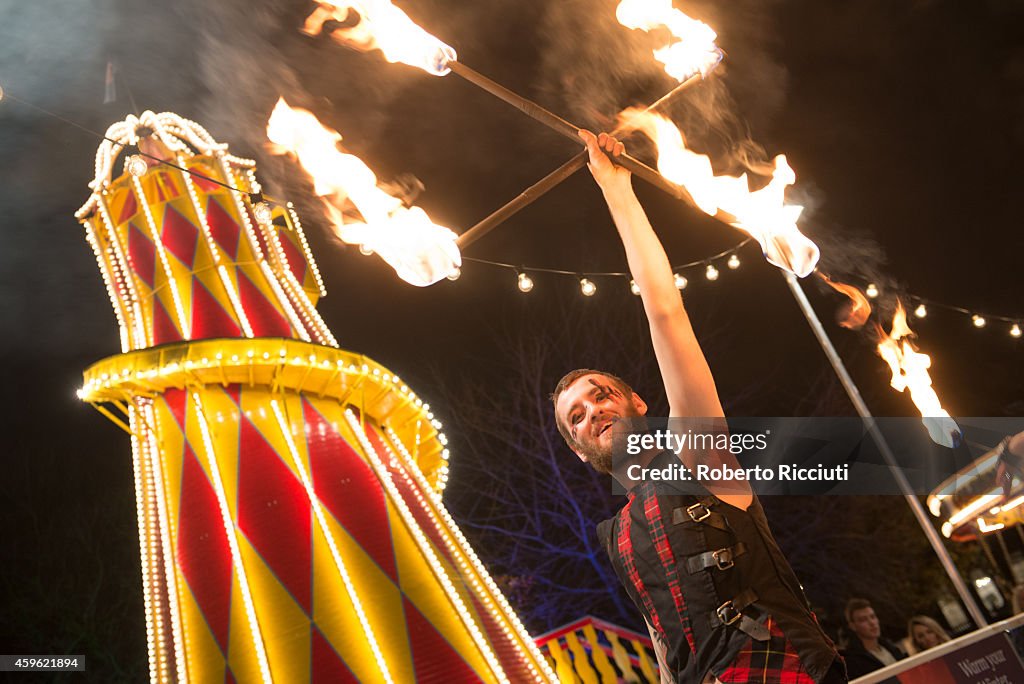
[457,73,705,249]
[994,529,1015,583]
[782,271,988,627]
[977,535,1001,585]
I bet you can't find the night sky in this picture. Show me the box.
[1,0,1022,675]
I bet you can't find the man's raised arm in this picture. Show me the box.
[579,130,724,420]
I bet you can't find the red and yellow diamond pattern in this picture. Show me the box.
[141,384,550,682]
[79,116,556,683]
[83,154,326,350]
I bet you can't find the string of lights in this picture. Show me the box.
[452,238,752,295]
[5,86,1020,338]
[861,281,1021,338]
[448,241,1023,339]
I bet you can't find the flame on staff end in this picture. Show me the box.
[266,98,460,287]
[619,109,820,277]
[876,301,962,448]
[616,0,723,81]
[819,273,871,329]
[303,1,456,76]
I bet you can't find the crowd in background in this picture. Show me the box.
[836,585,1024,681]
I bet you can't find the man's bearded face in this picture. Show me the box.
[555,374,645,474]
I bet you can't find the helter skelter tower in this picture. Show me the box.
[75,111,558,683]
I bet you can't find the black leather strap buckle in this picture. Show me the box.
[712,547,735,570]
[686,543,746,574]
[716,600,743,626]
[687,501,711,522]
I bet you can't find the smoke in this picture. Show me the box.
[177,0,322,207]
[0,0,111,109]
[535,0,666,130]
[811,227,905,327]
[533,0,922,330]
[176,0,501,223]
[186,1,305,146]
[0,0,120,358]
[172,0,796,218]
[535,0,789,178]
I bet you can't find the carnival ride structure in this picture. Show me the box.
[75,110,559,683]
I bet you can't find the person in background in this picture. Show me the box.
[1010,585,1024,658]
[1012,584,1024,614]
[994,430,1024,497]
[840,598,906,680]
[904,615,950,655]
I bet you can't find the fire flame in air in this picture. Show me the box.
[876,302,961,448]
[620,109,820,277]
[266,98,460,287]
[303,0,456,76]
[616,0,723,81]
[820,274,871,329]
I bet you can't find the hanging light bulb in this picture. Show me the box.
[1011,324,1022,339]
[674,273,688,290]
[914,304,927,319]
[124,154,148,178]
[447,266,461,281]
[252,201,273,225]
[705,264,719,281]
[865,283,879,298]
[727,254,741,270]
[630,279,641,296]
[579,277,597,297]
[0,84,6,102]
[358,244,374,256]
[517,271,534,293]
[972,315,987,328]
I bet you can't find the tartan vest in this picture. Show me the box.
[597,457,839,683]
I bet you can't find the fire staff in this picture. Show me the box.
[551,131,847,684]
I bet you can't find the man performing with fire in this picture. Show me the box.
[551,131,846,684]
